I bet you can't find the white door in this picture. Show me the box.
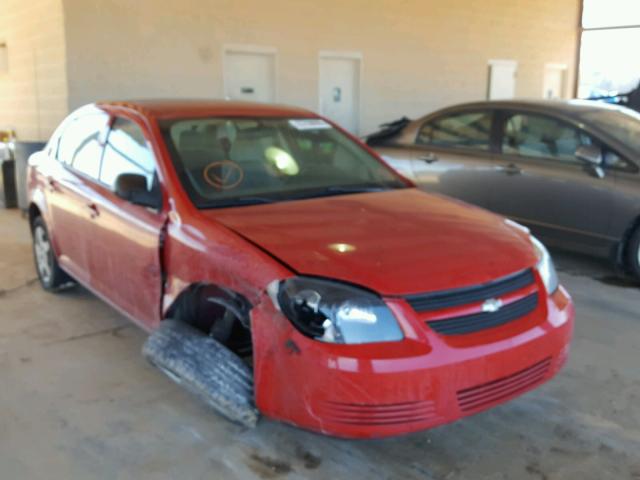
[224,50,276,103]
[319,55,360,134]
[488,60,518,100]
[543,64,567,99]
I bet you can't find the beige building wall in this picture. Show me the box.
[0,0,68,141]
[62,0,581,135]
[1,0,581,140]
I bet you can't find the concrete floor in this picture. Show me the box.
[1,208,640,480]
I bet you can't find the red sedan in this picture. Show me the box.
[27,100,574,438]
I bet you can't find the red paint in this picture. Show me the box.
[253,286,573,438]
[28,100,574,438]
[207,189,537,295]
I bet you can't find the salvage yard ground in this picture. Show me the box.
[1,208,639,480]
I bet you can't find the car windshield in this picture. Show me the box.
[160,117,407,208]
[580,108,640,153]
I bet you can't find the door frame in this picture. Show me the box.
[542,63,568,99]
[487,59,518,100]
[317,50,363,134]
[222,44,278,102]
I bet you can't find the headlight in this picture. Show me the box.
[531,236,559,294]
[269,277,404,344]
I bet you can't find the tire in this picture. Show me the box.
[142,320,259,428]
[31,216,73,291]
[627,226,640,280]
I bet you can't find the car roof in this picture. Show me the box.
[96,99,317,120]
[436,99,627,117]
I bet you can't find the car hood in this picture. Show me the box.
[206,189,537,296]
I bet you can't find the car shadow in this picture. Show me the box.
[551,248,640,289]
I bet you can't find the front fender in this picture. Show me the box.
[160,216,292,328]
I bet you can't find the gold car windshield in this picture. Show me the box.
[161,117,406,208]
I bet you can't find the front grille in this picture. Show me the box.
[317,400,438,426]
[406,269,535,312]
[457,358,551,413]
[426,293,539,336]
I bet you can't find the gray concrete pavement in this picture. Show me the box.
[1,208,639,480]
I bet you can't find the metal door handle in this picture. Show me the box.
[419,153,439,164]
[502,163,522,175]
[86,203,100,219]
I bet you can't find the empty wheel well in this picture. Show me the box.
[166,283,253,358]
[28,204,42,228]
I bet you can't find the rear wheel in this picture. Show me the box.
[31,216,72,291]
[626,226,640,280]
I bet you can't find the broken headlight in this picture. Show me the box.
[269,277,404,344]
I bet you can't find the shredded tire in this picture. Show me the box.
[142,320,259,428]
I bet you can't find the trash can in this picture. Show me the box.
[13,142,46,211]
[0,144,17,208]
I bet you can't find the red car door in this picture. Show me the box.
[47,110,110,284]
[86,116,166,328]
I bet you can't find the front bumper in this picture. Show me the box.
[251,285,574,439]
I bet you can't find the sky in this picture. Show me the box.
[579,0,640,97]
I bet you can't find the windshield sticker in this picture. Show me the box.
[289,119,332,131]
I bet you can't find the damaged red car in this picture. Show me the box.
[27,100,574,439]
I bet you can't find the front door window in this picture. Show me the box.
[502,113,596,163]
[100,118,156,191]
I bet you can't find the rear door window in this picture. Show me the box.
[100,118,156,191]
[417,111,493,151]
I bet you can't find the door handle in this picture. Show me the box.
[419,153,439,164]
[502,163,522,175]
[86,203,100,219]
[47,178,60,193]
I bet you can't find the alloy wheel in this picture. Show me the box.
[34,225,53,284]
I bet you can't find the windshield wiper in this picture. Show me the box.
[200,184,402,208]
[321,185,391,194]
[282,184,399,202]
[304,185,396,198]
[200,196,277,209]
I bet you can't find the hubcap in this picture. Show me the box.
[34,225,52,284]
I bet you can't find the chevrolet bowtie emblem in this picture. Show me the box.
[482,298,504,313]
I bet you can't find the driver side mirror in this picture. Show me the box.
[575,145,605,179]
[114,173,161,209]
[575,145,603,166]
